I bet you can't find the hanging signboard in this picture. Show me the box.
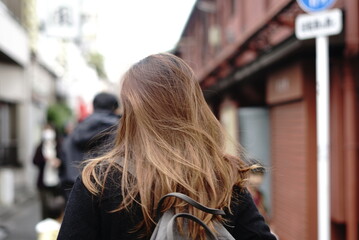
[44,0,80,39]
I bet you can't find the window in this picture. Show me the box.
[0,102,19,166]
[238,107,272,219]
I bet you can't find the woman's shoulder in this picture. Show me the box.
[232,185,252,209]
[224,186,252,221]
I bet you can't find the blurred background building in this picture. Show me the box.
[0,0,114,210]
[174,0,358,240]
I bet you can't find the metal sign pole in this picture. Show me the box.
[316,35,330,240]
[296,2,341,240]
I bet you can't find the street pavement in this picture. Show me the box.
[0,195,40,240]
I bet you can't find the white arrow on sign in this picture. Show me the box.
[295,8,342,40]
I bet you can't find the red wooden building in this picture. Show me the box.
[174,0,359,239]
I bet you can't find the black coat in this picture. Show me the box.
[60,111,120,185]
[58,174,277,240]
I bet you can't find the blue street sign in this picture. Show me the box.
[297,0,336,12]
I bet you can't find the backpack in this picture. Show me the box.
[150,192,235,240]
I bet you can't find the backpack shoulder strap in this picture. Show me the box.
[156,192,225,218]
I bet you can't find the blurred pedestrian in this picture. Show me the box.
[35,195,65,240]
[32,124,62,220]
[60,92,120,200]
[77,96,90,122]
[58,53,276,239]
[247,165,269,222]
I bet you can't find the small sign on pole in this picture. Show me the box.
[295,9,342,40]
[295,1,342,240]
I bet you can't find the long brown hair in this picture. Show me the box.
[82,53,250,238]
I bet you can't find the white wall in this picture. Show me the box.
[0,63,26,102]
[0,4,29,66]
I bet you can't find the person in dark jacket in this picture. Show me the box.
[58,53,277,240]
[60,92,120,199]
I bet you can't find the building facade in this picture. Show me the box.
[0,0,106,207]
[0,0,60,206]
[175,0,359,239]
